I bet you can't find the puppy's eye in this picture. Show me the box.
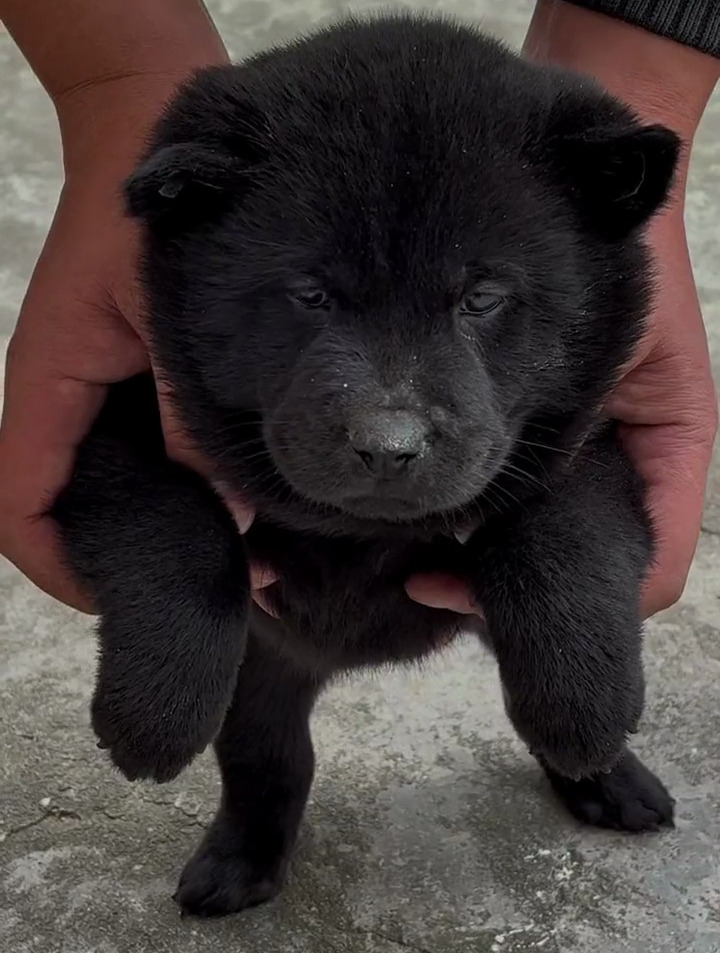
[292,288,330,310]
[459,291,504,317]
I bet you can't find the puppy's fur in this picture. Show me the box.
[53,13,679,917]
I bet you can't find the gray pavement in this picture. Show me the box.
[1,2,719,951]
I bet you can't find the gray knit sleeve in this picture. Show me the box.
[563,0,720,57]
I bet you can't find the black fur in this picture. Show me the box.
[52,13,678,917]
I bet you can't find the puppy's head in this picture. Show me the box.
[126,15,679,525]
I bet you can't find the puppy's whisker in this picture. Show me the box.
[515,438,573,457]
[498,461,551,494]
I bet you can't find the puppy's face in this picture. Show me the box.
[127,17,678,524]
[182,163,579,523]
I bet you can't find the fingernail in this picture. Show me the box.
[251,565,278,590]
[230,506,254,534]
[212,481,255,533]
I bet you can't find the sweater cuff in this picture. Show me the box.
[562,0,720,58]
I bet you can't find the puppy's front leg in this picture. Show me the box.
[468,436,650,780]
[52,375,250,783]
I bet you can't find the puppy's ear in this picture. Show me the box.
[551,120,681,240]
[124,143,244,227]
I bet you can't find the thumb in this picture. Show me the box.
[153,369,256,533]
[405,572,481,616]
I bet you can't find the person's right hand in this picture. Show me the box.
[0,80,273,613]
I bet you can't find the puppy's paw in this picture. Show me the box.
[528,726,628,781]
[503,675,642,780]
[92,703,205,784]
[92,669,232,783]
[93,703,206,783]
[543,750,675,832]
[174,841,286,917]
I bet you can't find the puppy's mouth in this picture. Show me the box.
[328,468,496,523]
[336,491,436,522]
[258,414,515,525]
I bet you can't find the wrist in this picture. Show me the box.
[3,0,228,177]
[3,0,228,103]
[55,69,223,180]
[524,1,719,161]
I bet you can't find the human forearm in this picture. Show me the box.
[0,0,228,170]
[0,0,226,100]
[559,0,720,59]
[524,0,718,617]
[524,1,719,189]
[0,3,231,610]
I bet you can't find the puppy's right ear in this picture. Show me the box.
[124,143,244,227]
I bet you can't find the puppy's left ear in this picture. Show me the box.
[124,142,245,228]
[552,121,681,240]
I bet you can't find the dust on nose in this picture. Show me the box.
[347,411,429,478]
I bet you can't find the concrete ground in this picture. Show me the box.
[1,1,719,951]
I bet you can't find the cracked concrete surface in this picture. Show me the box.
[1,2,719,952]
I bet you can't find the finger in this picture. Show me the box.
[154,371,268,585]
[153,373,257,533]
[405,573,481,616]
[154,372,213,476]
[213,480,255,535]
[250,562,278,590]
[0,515,93,613]
[616,420,716,617]
[0,343,104,612]
[251,589,279,618]
[250,562,279,619]
[250,560,279,617]
[641,484,704,618]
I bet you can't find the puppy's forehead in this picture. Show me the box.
[263,71,534,187]
[216,30,562,290]
[241,90,541,286]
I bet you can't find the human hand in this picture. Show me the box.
[407,208,717,619]
[407,2,719,620]
[605,210,716,615]
[0,77,276,612]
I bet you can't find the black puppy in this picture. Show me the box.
[53,13,678,917]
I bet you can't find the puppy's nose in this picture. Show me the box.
[348,412,428,477]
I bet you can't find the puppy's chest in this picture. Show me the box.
[245,525,469,674]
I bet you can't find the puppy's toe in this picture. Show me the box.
[175,845,284,917]
[543,749,675,832]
